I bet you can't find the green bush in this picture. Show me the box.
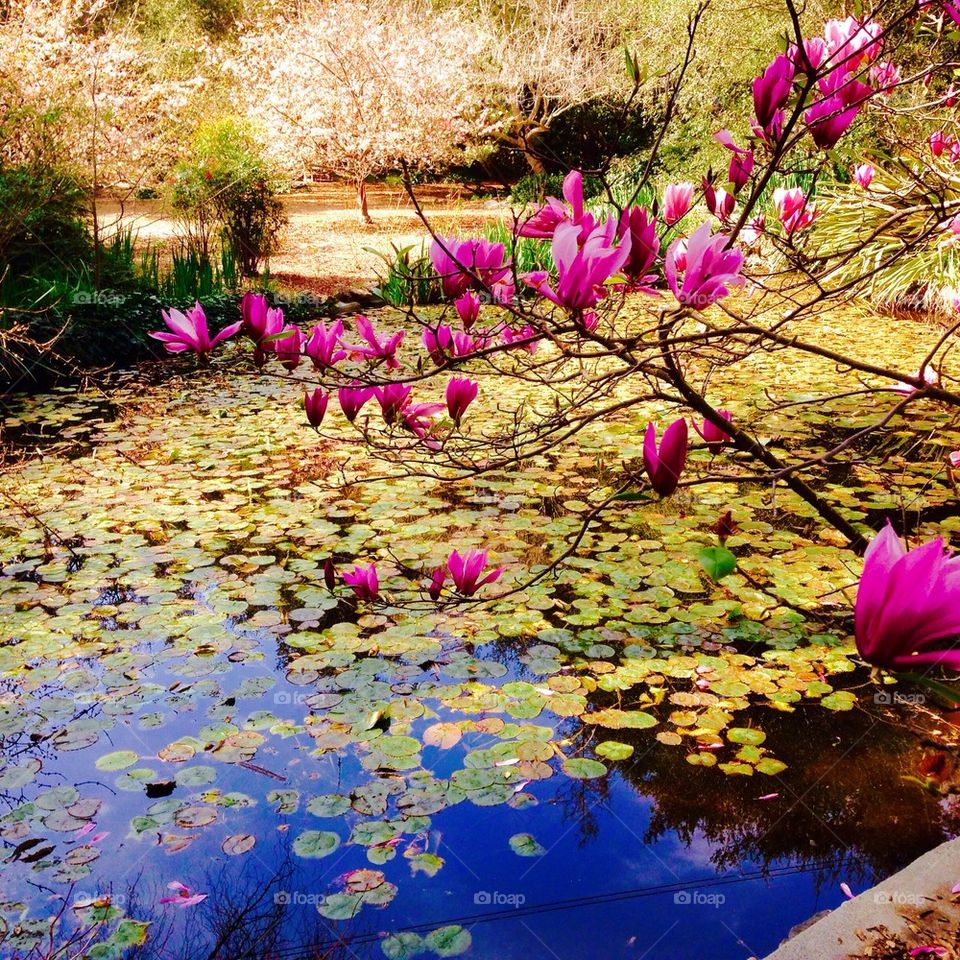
[170,117,287,277]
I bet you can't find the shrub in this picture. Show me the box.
[170,117,287,277]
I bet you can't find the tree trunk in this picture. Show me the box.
[356,177,372,225]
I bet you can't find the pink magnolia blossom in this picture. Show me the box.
[617,206,659,288]
[401,402,445,443]
[501,325,541,353]
[338,384,376,422]
[694,410,733,453]
[893,367,938,394]
[150,304,241,356]
[855,522,960,670]
[773,188,819,235]
[427,566,446,600]
[752,55,794,141]
[240,292,283,343]
[643,419,689,497]
[804,80,871,150]
[662,183,694,225]
[740,215,766,247]
[665,222,744,308]
[304,389,329,429]
[429,237,513,302]
[305,320,347,369]
[159,882,207,909]
[523,218,631,313]
[949,451,960,468]
[869,60,901,94]
[715,131,754,192]
[374,383,413,424]
[705,182,736,222]
[446,377,478,425]
[344,315,404,369]
[517,170,586,239]
[823,16,883,72]
[930,130,949,157]
[948,2,960,27]
[454,290,482,330]
[853,163,875,189]
[447,548,504,595]
[343,563,379,602]
[273,325,304,371]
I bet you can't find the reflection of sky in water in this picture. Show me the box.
[3,370,960,960]
[0,611,950,960]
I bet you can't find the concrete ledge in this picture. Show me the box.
[764,838,960,959]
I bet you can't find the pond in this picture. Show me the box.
[1,320,958,960]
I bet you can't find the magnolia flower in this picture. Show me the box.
[643,419,689,497]
[304,389,329,429]
[855,522,960,670]
[501,325,541,353]
[273,325,304,371]
[150,304,241,356]
[930,130,949,157]
[401,402,445,443]
[344,315,404,369]
[240,292,283,343]
[694,410,733,453]
[740,215,766,247]
[665,222,744,308]
[430,237,513,302]
[662,183,694,225]
[617,206,659,288]
[869,60,900,95]
[343,563,379,602]
[427,566,446,601]
[704,182,736,222]
[447,548,504,595]
[804,80,871,149]
[159,882,207,909]
[893,367,938,394]
[853,163,875,189]
[374,383,413,424]
[518,170,586,239]
[753,55,794,140]
[523,218,631,313]
[715,131,754,192]
[338,384,375,422]
[773,187,819,235]
[305,320,347,369]
[446,377,478,426]
[454,290,481,330]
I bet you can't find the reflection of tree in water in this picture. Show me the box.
[611,704,960,886]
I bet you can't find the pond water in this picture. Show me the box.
[1,341,958,960]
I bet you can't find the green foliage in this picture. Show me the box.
[810,163,960,311]
[372,244,442,308]
[170,116,287,277]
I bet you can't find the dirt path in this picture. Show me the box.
[97,182,512,297]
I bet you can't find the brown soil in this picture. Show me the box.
[97,181,512,297]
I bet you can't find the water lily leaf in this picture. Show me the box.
[293,830,341,859]
[561,758,607,779]
[509,832,545,857]
[727,727,766,746]
[222,834,256,856]
[382,932,426,959]
[424,925,472,957]
[595,741,634,760]
[95,751,139,772]
[698,546,737,581]
[422,723,462,749]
